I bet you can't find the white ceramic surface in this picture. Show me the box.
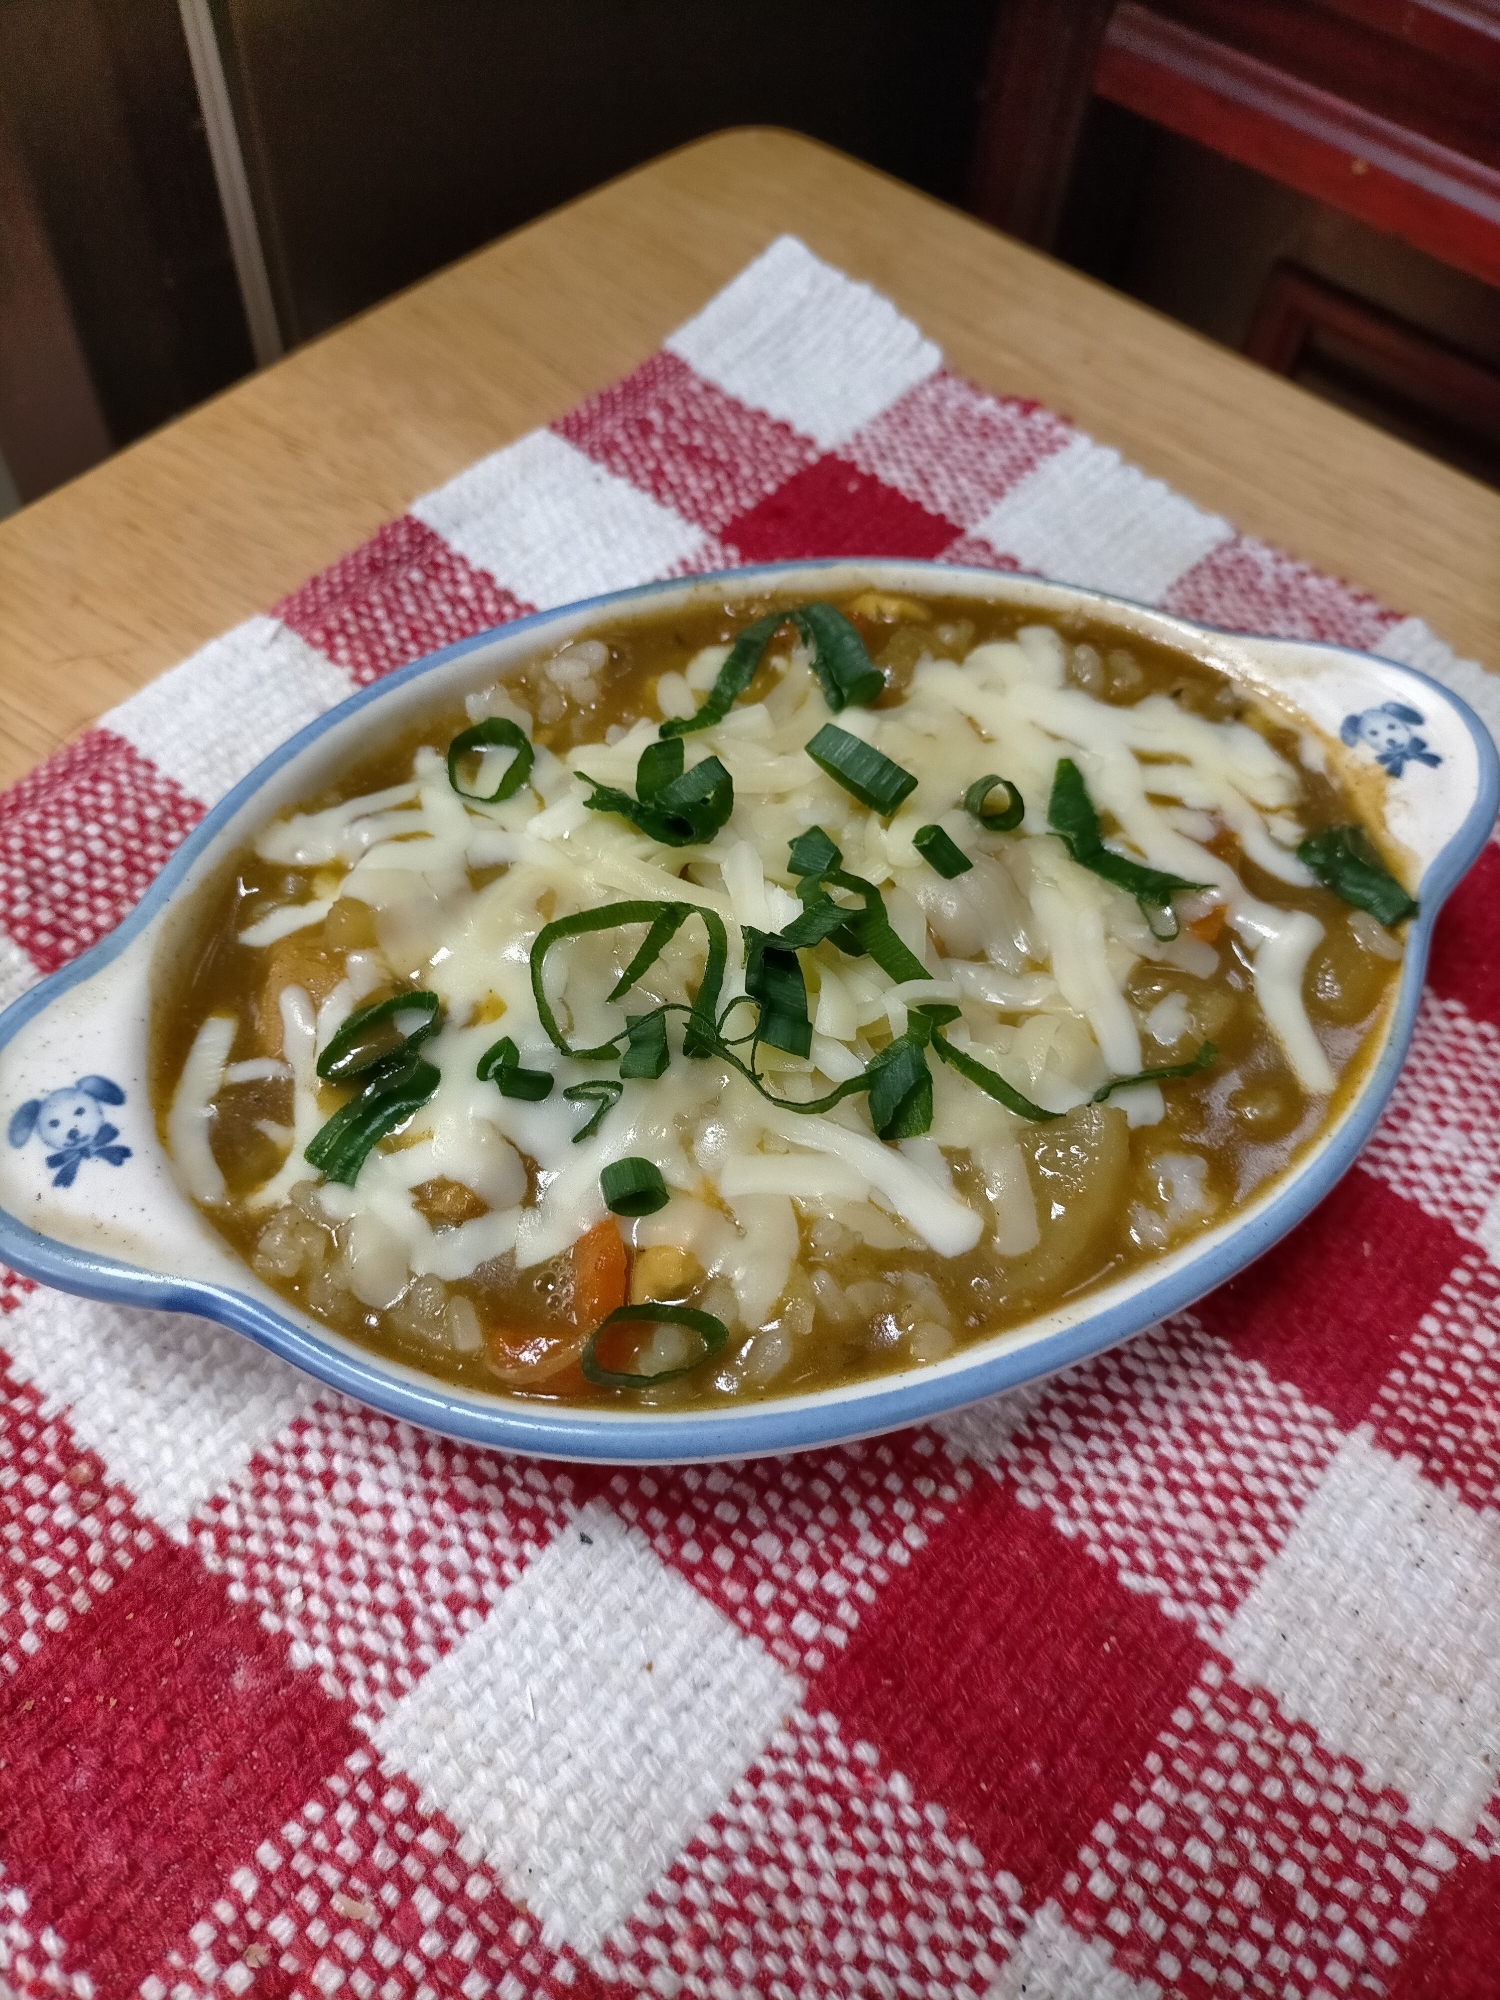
[0,560,1492,1462]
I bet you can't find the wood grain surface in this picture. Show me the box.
[0,127,1494,793]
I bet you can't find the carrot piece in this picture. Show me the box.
[482,1220,629,1387]
[573,1217,628,1326]
[1187,905,1226,944]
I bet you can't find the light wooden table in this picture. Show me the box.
[1,128,1495,792]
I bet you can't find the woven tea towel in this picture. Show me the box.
[3,235,1500,2000]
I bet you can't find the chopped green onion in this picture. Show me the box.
[305,1053,441,1184]
[476,1033,554,1101]
[660,602,883,741]
[607,904,688,1001]
[744,935,812,1058]
[1049,758,1210,914]
[619,1010,670,1079]
[659,608,788,739]
[791,602,884,712]
[635,735,685,800]
[1092,1042,1217,1102]
[578,741,734,846]
[447,718,534,803]
[865,1034,933,1139]
[788,825,842,878]
[581,1302,729,1388]
[777,890,857,951]
[784,836,930,981]
[827,872,927,982]
[909,1000,963,1031]
[317,992,441,1084]
[564,1080,623,1142]
[600,1157,670,1217]
[1297,826,1418,926]
[964,773,1025,833]
[531,902,728,1063]
[847,909,926,983]
[805,724,918,817]
[930,1031,1059,1122]
[914,823,973,878]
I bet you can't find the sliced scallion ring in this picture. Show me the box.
[805,724,917,817]
[600,1157,670,1216]
[581,1302,728,1388]
[447,717,534,803]
[964,773,1025,833]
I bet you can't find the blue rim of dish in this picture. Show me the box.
[0,559,1493,1462]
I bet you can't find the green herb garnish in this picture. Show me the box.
[476,1033,554,1101]
[793,602,886,712]
[532,901,728,1062]
[305,1050,441,1185]
[564,1080,624,1141]
[619,1010,670,1079]
[317,992,441,1084]
[581,1302,729,1388]
[1092,1041,1218,1101]
[659,608,785,740]
[928,1023,1059,1123]
[1048,758,1210,927]
[744,934,812,1058]
[578,735,734,846]
[782,830,927,980]
[805,724,918,818]
[913,823,973,878]
[447,717,534,803]
[600,1157,670,1217]
[1297,826,1418,927]
[964,773,1025,833]
[663,602,883,739]
[865,1032,933,1140]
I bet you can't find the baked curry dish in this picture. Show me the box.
[154,589,1413,1405]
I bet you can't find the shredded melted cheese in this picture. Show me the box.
[186,623,1351,1318]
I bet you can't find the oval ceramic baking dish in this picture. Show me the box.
[0,560,1492,1462]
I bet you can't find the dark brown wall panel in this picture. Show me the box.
[213,0,995,344]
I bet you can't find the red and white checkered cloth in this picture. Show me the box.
[3,236,1499,2000]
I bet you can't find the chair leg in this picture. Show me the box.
[967,0,1119,248]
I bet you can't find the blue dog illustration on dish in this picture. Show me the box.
[8,1076,131,1188]
[1340,701,1441,778]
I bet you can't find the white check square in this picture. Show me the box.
[972,434,1232,602]
[413,429,707,611]
[368,1497,798,1957]
[1223,1432,1500,1837]
[666,234,940,450]
[104,615,354,809]
[1,1287,317,1538]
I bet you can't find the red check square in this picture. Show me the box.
[810,1473,1211,1903]
[1197,1164,1464,1428]
[0,1538,361,1995]
[276,513,528,688]
[0,729,203,973]
[723,453,959,563]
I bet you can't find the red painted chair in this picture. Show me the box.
[969,0,1500,290]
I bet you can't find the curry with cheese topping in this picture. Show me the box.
[151,589,1409,1403]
